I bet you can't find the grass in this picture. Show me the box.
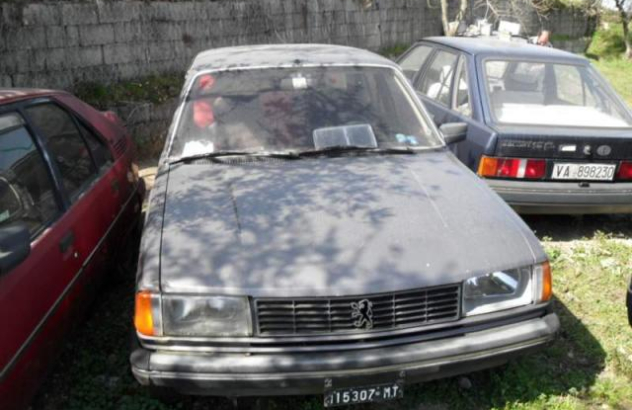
[591,58,632,107]
[379,44,413,59]
[31,217,632,410]
[586,21,632,109]
[586,13,631,60]
[74,75,183,110]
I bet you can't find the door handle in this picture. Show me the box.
[59,231,75,253]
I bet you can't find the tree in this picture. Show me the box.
[613,0,632,58]
[439,0,544,37]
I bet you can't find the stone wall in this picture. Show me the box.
[113,98,179,159]
[469,2,597,40]
[0,0,444,90]
[0,1,596,159]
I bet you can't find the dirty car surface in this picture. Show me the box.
[131,44,558,406]
[0,89,145,410]
[397,37,632,214]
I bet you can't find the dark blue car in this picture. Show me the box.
[397,37,632,214]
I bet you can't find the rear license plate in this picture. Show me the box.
[552,163,616,181]
[324,383,403,407]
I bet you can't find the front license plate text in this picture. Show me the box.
[324,383,403,407]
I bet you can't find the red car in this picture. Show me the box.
[0,89,145,409]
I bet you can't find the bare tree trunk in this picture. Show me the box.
[458,0,469,22]
[624,22,632,59]
[615,0,632,59]
[440,0,451,36]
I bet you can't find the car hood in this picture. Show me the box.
[158,151,543,297]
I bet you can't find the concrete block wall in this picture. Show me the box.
[470,1,597,40]
[0,1,595,158]
[113,98,180,159]
[0,0,444,90]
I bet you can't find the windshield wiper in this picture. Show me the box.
[296,145,415,157]
[170,150,300,164]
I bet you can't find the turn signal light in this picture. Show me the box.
[540,261,552,303]
[618,161,632,180]
[478,156,546,179]
[134,291,155,336]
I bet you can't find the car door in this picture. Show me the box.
[412,47,459,126]
[24,101,114,311]
[398,43,434,83]
[441,55,496,170]
[55,94,144,276]
[408,50,495,172]
[0,100,111,409]
[0,108,80,410]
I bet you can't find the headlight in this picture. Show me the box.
[462,261,551,316]
[134,292,252,337]
[162,295,252,337]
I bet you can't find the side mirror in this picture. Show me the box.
[0,223,30,275]
[440,122,468,145]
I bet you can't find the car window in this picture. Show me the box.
[485,60,632,127]
[418,50,458,106]
[554,64,598,107]
[0,113,59,237]
[170,66,440,158]
[398,45,433,80]
[77,122,113,170]
[453,60,471,117]
[25,103,98,202]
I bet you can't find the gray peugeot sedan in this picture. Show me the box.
[131,44,559,407]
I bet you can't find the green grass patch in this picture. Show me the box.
[74,74,183,110]
[379,44,411,59]
[587,21,631,60]
[591,57,632,107]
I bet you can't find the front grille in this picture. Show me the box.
[254,285,461,336]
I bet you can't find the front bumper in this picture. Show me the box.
[486,179,632,214]
[131,313,559,397]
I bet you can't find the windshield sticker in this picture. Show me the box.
[292,76,308,89]
[396,133,419,146]
[182,140,215,158]
[193,100,215,128]
[198,74,216,91]
[0,210,9,223]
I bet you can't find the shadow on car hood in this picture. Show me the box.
[158,152,543,297]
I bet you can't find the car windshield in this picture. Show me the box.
[484,60,632,128]
[169,66,440,160]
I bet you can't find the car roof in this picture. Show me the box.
[0,88,62,105]
[189,43,400,73]
[421,36,588,63]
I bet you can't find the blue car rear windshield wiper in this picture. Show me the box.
[297,145,415,157]
[170,150,300,164]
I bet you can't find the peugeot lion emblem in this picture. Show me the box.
[351,299,374,329]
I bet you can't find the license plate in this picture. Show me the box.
[324,383,403,407]
[552,163,616,181]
